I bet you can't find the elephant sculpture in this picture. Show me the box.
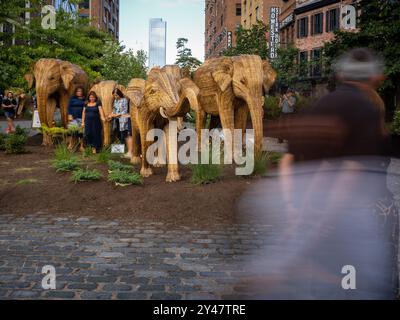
[89,80,126,146]
[126,66,198,182]
[25,58,88,145]
[183,54,276,156]
[125,78,145,166]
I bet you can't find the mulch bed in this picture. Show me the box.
[0,135,266,228]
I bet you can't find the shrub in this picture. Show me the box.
[264,95,281,120]
[54,143,74,161]
[252,151,283,176]
[191,163,222,185]
[97,147,116,163]
[52,158,80,172]
[83,147,94,158]
[295,95,316,113]
[108,170,143,186]
[71,168,102,183]
[0,132,6,151]
[4,132,27,154]
[14,126,29,137]
[392,109,400,136]
[108,160,133,173]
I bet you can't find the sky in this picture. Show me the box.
[119,0,205,65]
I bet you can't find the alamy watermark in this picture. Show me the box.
[41,265,56,290]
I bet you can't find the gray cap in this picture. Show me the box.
[333,48,385,82]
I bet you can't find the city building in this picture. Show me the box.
[148,18,167,68]
[76,0,120,39]
[1,0,120,44]
[241,0,282,59]
[280,0,296,48]
[205,0,242,59]
[294,0,357,79]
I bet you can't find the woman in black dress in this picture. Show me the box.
[81,91,105,154]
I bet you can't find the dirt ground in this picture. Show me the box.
[0,134,267,227]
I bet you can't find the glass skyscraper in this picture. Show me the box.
[148,18,167,69]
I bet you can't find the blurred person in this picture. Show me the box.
[108,88,133,159]
[237,48,398,299]
[67,87,86,151]
[278,88,297,143]
[1,91,17,133]
[82,91,105,154]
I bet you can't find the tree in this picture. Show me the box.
[323,0,400,111]
[271,46,299,88]
[100,42,147,86]
[223,21,269,59]
[0,1,147,91]
[175,38,202,72]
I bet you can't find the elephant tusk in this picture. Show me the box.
[160,107,168,119]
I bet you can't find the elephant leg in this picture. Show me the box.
[196,110,206,152]
[131,125,141,165]
[59,93,69,128]
[165,122,180,183]
[103,120,111,147]
[43,97,57,146]
[139,117,153,177]
[235,104,249,149]
[219,107,235,155]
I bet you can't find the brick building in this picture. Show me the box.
[241,0,282,59]
[77,0,120,39]
[280,0,296,48]
[204,0,242,59]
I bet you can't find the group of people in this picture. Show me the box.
[67,88,132,157]
[1,91,18,134]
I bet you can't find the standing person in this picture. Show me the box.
[108,88,133,159]
[269,48,398,299]
[82,91,105,154]
[67,87,86,151]
[1,91,17,134]
[278,88,297,143]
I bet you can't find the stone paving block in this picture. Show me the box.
[45,291,76,299]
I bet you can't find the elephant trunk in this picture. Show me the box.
[36,92,48,127]
[248,98,264,157]
[160,89,199,118]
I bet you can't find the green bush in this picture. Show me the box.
[191,163,222,185]
[295,95,316,113]
[263,96,281,120]
[14,126,29,137]
[71,168,102,183]
[252,151,283,176]
[0,132,6,151]
[52,158,80,172]
[392,109,400,136]
[108,170,143,186]
[96,147,112,163]
[108,160,133,173]
[54,143,74,161]
[4,133,27,154]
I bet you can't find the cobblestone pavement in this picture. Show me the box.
[0,214,273,300]
[1,158,399,300]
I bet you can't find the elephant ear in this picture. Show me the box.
[24,62,36,89]
[262,60,277,93]
[60,61,76,91]
[211,59,233,92]
[126,79,146,108]
[24,73,35,89]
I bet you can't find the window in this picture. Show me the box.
[326,8,339,32]
[311,48,322,77]
[299,51,309,77]
[297,17,308,38]
[236,3,241,16]
[249,13,252,24]
[256,7,259,20]
[221,15,224,26]
[311,13,323,35]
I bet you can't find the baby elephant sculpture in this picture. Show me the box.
[25,58,88,145]
[126,66,198,182]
